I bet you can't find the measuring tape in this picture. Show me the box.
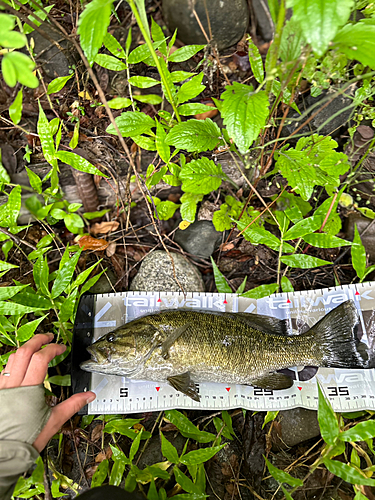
[71,283,375,414]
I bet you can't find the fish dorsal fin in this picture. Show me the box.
[227,312,291,336]
[167,372,200,401]
[160,324,190,359]
[250,372,294,390]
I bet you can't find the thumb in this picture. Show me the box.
[33,391,96,452]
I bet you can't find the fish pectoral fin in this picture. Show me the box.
[167,372,200,402]
[250,372,294,390]
[161,324,190,359]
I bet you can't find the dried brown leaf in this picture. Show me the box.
[106,241,117,257]
[78,235,109,251]
[91,221,119,235]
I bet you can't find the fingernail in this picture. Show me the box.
[86,393,96,404]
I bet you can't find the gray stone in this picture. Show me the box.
[346,213,375,262]
[89,269,117,294]
[129,250,205,292]
[252,0,274,41]
[274,407,320,448]
[28,23,77,79]
[162,0,249,51]
[174,220,223,259]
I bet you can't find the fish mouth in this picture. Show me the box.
[86,346,98,362]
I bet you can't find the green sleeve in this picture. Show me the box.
[0,385,51,500]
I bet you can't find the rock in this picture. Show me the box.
[197,200,221,221]
[162,0,249,51]
[28,23,77,79]
[284,84,356,138]
[89,269,117,294]
[251,0,274,41]
[129,250,205,292]
[272,408,320,448]
[346,213,375,262]
[174,220,223,259]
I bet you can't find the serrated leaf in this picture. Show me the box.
[37,101,57,169]
[180,193,203,222]
[77,0,112,66]
[106,97,132,109]
[221,83,269,154]
[56,151,108,177]
[334,22,375,69]
[129,75,160,88]
[168,44,205,63]
[248,36,264,83]
[176,73,205,105]
[178,102,217,116]
[317,382,339,445]
[286,0,354,56]
[103,31,125,58]
[276,149,315,201]
[303,233,351,248]
[241,283,279,299]
[155,201,179,220]
[323,459,375,486]
[9,88,23,125]
[106,111,155,137]
[179,157,224,194]
[265,457,303,487]
[212,205,232,231]
[166,119,221,153]
[132,135,156,151]
[280,254,331,268]
[47,74,74,94]
[352,224,366,280]
[210,257,232,293]
[0,301,44,315]
[94,54,126,71]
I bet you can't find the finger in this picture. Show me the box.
[21,344,67,387]
[32,392,96,452]
[0,353,16,389]
[4,333,54,387]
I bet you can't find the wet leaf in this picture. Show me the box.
[323,459,375,486]
[241,283,279,299]
[280,254,331,268]
[352,224,366,280]
[265,457,303,487]
[91,459,109,488]
[17,315,48,342]
[210,257,232,293]
[78,235,109,251]
[164,410,216,443]
[317,382,339,445]
[174,467,200,493]
[340,421,375,442]
[180,445,226,465]
[56,151,107,177]
[161,432,179,464]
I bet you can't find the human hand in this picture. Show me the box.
[0,333,96,452]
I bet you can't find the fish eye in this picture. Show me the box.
[106,333,116,343]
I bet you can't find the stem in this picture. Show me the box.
[265,0,286,97]
[127,0,181,122]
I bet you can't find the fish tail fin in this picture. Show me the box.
[311,300,365,368]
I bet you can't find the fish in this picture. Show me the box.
[80,300,365,401]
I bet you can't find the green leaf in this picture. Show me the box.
[106,97,132,109]
[177,73,205,105]
[7,185,21,226]
[56,151,107,177]
[265,457,303,487]
[323,459,375,486]
[340,420,375,442]
[303,233,351,248]
[69,123,79,149]
[283,215,324,240]
[9,88,23,125]
[64,213,84,233]
[105,419,151,440]
[286,0,353,56]
[33,256,49,296]
[248,36,264,83]
[241,283,279,299]
[109,446,127,486]
[155,121,170,163]
[129,75,160,88]
[237,220,283,251]
[23,4,54,35]
[334,22,375,69]
[77,0,112,66]
[47,74,74,94]
[59,289,78,323]
[210,257,232,293]
[277,150,315,201]
[166,118,221,153]
[106,111,155,137]
[128,39,166,64]
[236,276,248,294]
[262,411,279,429]
[279,17,305,63]
[37,102,57,169]
[212,205,232,231]
[0,285,28,301]
[17,315,48,342]
[180,445,225,466]
[2,51,38,88]
[221,83,269,154]
[280,254,331,268]
[129,429,143,461]
[155,201,179,220]
[165,410,216,443]
[151,18,167,56]
[161,432,179,463]
[317,382,339,445]
[103,31,126,58]
[179,157,224,194]
[133,94,163,105]
[281,276,294,293]
[51,248,82,299]
[178,103,217,116]
[0,302,44,315]
[94,53,126,71]
[25,167,42,194]
[91,459,109,488]
[180,193,203,222]
[132,135,157,151]
[168,45,205,62]
[352,224,366,280]
[170,71,196,82]
[174,467,200,494]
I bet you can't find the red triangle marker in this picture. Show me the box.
[226,387,231,392]
[223,299,228,304]
[355,291,360,296]
[287,299,291,304]
[157,298,162,303]
[298,386,302,391]
[156,387,160,392]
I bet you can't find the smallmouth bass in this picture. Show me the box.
[80,300,365,401]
